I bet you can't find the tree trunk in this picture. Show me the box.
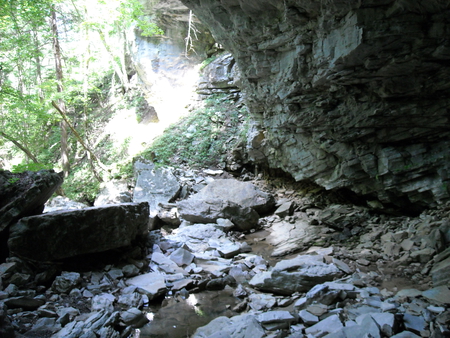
[0,131,39,164]
[51,7,70,178]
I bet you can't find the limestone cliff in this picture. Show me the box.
[180,0,450,210]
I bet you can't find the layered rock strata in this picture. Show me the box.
[180,0,450,209]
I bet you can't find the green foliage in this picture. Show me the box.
[141,94,250,168]
[64,163,100,204]
[11,162,53,173]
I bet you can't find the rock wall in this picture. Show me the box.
[180,0,450,209]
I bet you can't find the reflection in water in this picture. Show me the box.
[136,288,238,338]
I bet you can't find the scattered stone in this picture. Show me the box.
[52,272,82,293]
[120,308,149,328]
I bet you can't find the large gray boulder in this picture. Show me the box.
[177,179,275,231]
[133,160,181,225]
[192,179,275,214]
[177,198,259,231]
[249,254,342,295]
[8,202,149,261]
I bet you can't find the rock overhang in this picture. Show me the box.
[180,0,450,209]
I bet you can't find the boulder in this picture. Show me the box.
[8,202,149,261]
[133,160,181,222]
[189,179,275,214]
[249,254,342,295]
[0,170,63,232]
[266,220,324,257]
[177,198,259,231]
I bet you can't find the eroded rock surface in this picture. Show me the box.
[181,0,450,208]
[0,170,63,232]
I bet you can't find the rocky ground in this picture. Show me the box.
[1,168,450,338]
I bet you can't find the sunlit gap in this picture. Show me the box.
[105,64,200,157]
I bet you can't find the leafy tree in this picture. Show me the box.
[1,0,164,201]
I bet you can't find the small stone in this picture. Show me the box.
[91,293,116,313]
[306,303,328,317]
[299,309,319,325]
[122,264,140,277]
[427,305,445,314]
[52,271,81,294]
[356,258,370,266]
[121,308,149,328]
[400,239,415,251]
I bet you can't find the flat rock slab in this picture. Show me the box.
[267,220,324,257]
[249,254,341,295]
[125,272,167,300]
[192,314,265,338]
[8,202,149,261]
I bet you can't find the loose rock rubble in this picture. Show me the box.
[0,169,449,338]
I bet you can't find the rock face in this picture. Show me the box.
[180,0,450,208]
[8,202,149,261]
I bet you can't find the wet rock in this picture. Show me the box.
[120,307,149,328]
[249,254,342,295]
[206,275,236,290]
[26,317,61,336]
[8,202,149,261]
[192,314,266,338]
[390,332,421,338]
